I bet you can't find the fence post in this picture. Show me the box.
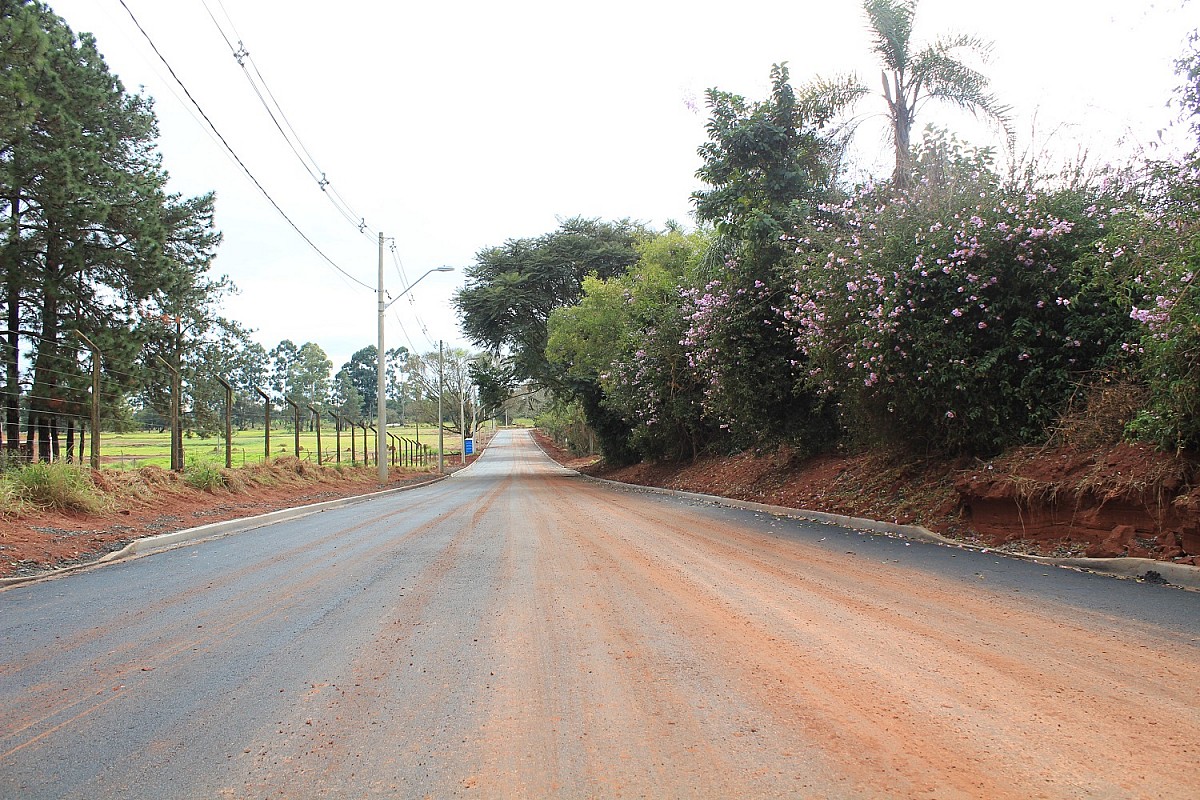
[330,411,342,465]
[367,425,378,473]
[75,331,101,471]
[307,404,322,464]
[360,422,370,466]
[155,354,182,472]
[217,377,233,469]
[349,421,357,466]
[284,398,301,459]
[254,387,271,461]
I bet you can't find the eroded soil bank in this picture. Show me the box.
[561,435,1199,565]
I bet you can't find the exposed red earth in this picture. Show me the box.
[539,433,1200,566]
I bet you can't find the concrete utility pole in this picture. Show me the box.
[375,236,452,482]
[437,339,444,474]
[376,232,387,482]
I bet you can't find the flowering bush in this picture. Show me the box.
[1115,155,1200,449]
[784,137,1130,454]
[604,254,713,461]
[681,267,838,449]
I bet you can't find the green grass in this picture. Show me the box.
[183,458,226,492]
[1,461,111,514]
[99,424,464,470]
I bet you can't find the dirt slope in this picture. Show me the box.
[539,433,1200,566]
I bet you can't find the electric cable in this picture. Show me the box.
[199,0,377,241]
[115,0,373,292]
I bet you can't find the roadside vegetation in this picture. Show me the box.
[457,3,1200,471]
[0,454,435,519]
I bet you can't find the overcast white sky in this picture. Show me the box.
[45,0,1199,369]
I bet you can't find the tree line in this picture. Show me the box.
[456,1,1200,465]
[0,1,482,462]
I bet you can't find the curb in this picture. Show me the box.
[0,474,449,589]
[574,474,1200,591]
[447,431,493,477]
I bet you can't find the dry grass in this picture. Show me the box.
[1048,378,1147,450]
[0,462,112,515]
[0,456,416,519]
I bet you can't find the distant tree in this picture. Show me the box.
[804,0,1010,186]
[332,344,409,420]
[331,371,365,422]
[454,217,645,462]
[454,217,644,385]
[268,340,299,402]
[468,352,513,423]
[292,342,332,422]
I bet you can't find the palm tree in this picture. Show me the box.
[807,0,1011,186]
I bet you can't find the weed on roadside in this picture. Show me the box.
[2,462,111,514]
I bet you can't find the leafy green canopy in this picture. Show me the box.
[454,217,645,463]
[454,217,644,384]
[685,63,842,450]
[548,229,714,461]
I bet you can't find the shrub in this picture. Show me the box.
[6,462,110,513]
[785,134,1131,455]
[682,269,837,451]
[183,459,226,492]
[1114,155,1200,449]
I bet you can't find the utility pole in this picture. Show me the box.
[376,232,388,482]
[377,244,452,482]
[438,339,444,474]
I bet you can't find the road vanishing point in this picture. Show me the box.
[2,429,1199,798]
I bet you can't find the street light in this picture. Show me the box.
[377,231,453,482]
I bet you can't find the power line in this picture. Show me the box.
[196,0,448,341]
[114,0,373,292]
[194,0,448,348]
[198,0,377,242]
[389,247,439,349]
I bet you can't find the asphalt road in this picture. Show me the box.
[2,429,1198,798]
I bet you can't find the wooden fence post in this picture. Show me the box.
[74,331,101,471]
[254,387,271,461]
[154,354,182,472]
[217,377,233,469]
[330,411,342,465]
[307,404,322,464]
[284,398,301,459]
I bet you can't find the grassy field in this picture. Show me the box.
[97,423,480,470]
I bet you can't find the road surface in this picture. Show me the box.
[2,428,1199,798]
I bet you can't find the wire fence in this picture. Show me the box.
[1,330,446,472]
